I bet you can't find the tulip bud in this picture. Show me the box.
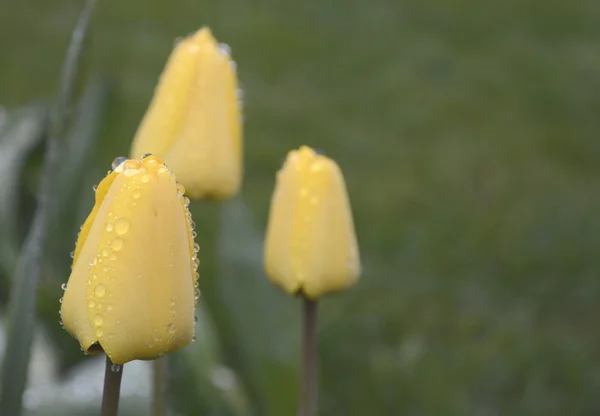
[60,156,200,364]
[130,27,243,201]
[264,146,360,299]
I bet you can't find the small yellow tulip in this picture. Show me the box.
[60,156,200,365]
[130,27,243,201]
[264,146,361,299]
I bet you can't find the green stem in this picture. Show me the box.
[101,356,124,416]
[152,357,167,416]
[300,297,318,416]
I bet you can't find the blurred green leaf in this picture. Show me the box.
[216,197,300,416]
[169,301,249,416]
[0,106,47,275]
[0,0,97,413]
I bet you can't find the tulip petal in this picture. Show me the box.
[130,32,203,159]
[265,146,360,299]
[165,28,242,200]
[61,158,197,364]
[130,27,243,201]
[62,170,120,353]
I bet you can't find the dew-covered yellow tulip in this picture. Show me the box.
[264,146,360,299]
[130,27,242,201]
[60,156,200,365]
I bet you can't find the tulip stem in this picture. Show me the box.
[152,358,167,416]
[301,297,318,416]
[101,356,123,416]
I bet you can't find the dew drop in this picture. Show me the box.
[106,222,114,232]
[59,297,63,304]
[92,274,98,280]
[59,320,64,329]
[93,184,98,192]
[102,249,110,257]
[193,243,200,253]
[124,168,140,177]
[110,238,123,251]
[133,190,141,199]
[111,364,121,372]
[140,174,150,183]
[110,253,117,261]
[107,304,113,312]
[194,316,198,323]
[177,184,185,195]
[183,197,190,207]
[194,280,200,288]
[88,299,96,308]
[95,328,104,337]
[69,251,75,259]
[61,283,67,290]
[192,335,196,342]
[194,288,200,300]
[112,156,128,170]
[115,218,130,235]
[192,231,197,238]
[95,284,106,297]
[93,315,103,325]
[167,323,175,333]
[218,42,231,56]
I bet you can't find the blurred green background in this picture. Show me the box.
[2,0,600,414]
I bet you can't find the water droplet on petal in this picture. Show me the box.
[218,42,231,56]
[140,174,150,183]
[93,315,103,325]
[192,335,196,342]
[88,299,96,308]
[106,222,114,232]
[194,316,198,323]
[69,251,75,258]
[102,249,110,257]
[59,297,63,304]
[110,238,123,251]
[167,323,175,333]
[115,218,130,235]
[133,190,141,199]
[112,157,128,170]
[95,284,106,297]
[111,364,121,372]
[61,283,67,290]
[95,328,104,337]
[107,304,113,311]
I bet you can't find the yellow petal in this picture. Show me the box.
[61,157,198,364]
[130,27,243,201]
[264,146,361,299]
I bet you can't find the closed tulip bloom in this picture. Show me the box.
[130,27,242,201]
[60,156,200,365]
[264,146,360,299]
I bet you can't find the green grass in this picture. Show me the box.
[3,0,600,414]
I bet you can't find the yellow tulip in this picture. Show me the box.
[264,146,361,299]
[60,156,200,365]
[130,27,242,201]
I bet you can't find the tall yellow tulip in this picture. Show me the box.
[130,27,242,201]
[264,146,361,299]
[60,156,200,365]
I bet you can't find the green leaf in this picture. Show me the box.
[216,197,300,416]
[0,1,98,413]
[0,106,47,275]
[169,301,250,416]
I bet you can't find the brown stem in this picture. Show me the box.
[101,355,123,416]
[300,297,318,416]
